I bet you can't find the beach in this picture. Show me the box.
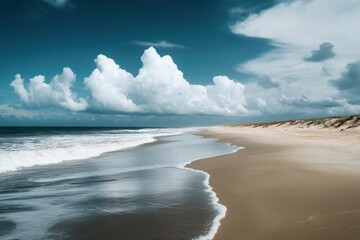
[189,124,360,240]
[1,123,360,239]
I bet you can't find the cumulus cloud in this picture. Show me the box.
[11,47,247,116]
[84,55,138,113]
[230,0,360,115]
[304,42,335,62]
[43,0,70,8]
[10,68,88,111]
[85,47,247,115]
[132,40,185,49]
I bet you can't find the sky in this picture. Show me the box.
[0,0,359,126]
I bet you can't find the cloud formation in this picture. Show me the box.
[330,60,360,107]
[231,0,360,48]
[10,68,88,111]
[11,48,248,116]
[0,104,34,119]
[280,95,342,109]
[330,60,360,94]
[133,40,185,49]
[85,47,247,115]
[304,42,335,62]
[230,0,360,115]
[43,0,70,8]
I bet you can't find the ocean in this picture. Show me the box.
[0,127,238,240]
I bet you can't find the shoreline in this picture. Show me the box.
[189,126,360,240]
[0,129,238,240]
[182,141,242,240]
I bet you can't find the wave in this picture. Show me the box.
[0,128,187,173]
[182,143,244,240]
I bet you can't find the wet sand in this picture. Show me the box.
[189,126,360,240]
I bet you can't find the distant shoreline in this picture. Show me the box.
[189,116,360,239]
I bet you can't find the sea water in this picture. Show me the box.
[0,127,238,240]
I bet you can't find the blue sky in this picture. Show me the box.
[0,0,359,126]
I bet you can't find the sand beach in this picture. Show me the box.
[189,116,360,239]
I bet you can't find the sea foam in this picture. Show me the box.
[181,143,244,240]
[0,128,184,173]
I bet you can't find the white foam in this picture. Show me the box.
[195,171,227,240]
[0,128,184,173]
[180,141,244,240]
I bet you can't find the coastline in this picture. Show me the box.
[181,142,242,240]
[189,126,360,240]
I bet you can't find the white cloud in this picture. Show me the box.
[231,0,360,114]
[133,40,185,49]
[10,68,88,111]
[0,104,34,119]
[85,47,248,115]
[231,0,360,50]
[11,48,248,116]
[84,54,139,113]
[255,97,267,109]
